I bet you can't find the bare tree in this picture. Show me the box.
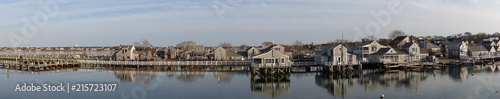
[388,30,406,39]
[176,41,197,50]
[292,40,304,50]
[493,32,500,37]
[239,44,248,50]
[364,35,377,41]
[133,39,153,47]
[219,42,232,49]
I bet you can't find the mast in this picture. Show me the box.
[341,30,344,66]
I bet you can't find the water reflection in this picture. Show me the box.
[250,75,291,98]
[176,72,205,83]
[313,65,500,98]
[3,67,79,77]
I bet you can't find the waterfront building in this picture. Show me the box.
[114,45,138,61]
[448,41,469,59]
[314,44,357,66]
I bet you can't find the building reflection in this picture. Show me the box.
[114,70,157,85]
[250,75,291,98]
[314,73,351,97]
[214,72,232,84]
[3,67,79,77]
[176,72,205,83]
[315,69,429,98]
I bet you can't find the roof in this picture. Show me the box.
[192,51,205,55]
[361,41,376,46]
[226,50,247,57]
[418,41,440,48]
[388,36,408,46]
[344,43,358,52]
[251,49,289,59]
[485,46,496,51]
[401,43,415,49]
[314,44,342,56]
[468,45,488,52]
[246,47,258,52]
[450,41,466,46]
[189,45,204,49]
[372,48,391,55]
[282,45,293,52]
[441,41,452,45]
[420,48,428,54]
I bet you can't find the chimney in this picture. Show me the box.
[410,35,413,43]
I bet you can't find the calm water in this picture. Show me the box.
[1,65,500,99]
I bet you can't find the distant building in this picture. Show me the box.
[166,46,177,59]
[448,41,469,59]
[368,47,406,63]
[213,46,227,61]
[389,36,413,49]
[314,44,357,65]
[114,45,138,61]
[251,49,290,68]
[468,45,489,59]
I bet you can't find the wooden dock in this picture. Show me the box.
[1,60,79,71]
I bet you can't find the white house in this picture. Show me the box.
[115,45,138,61]
[251,49,290,68]
[448,41,469,59]
[368,47,406,63]
[315,44,357,66]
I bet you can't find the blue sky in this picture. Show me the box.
[1,0,500,47]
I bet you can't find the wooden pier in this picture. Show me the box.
[1,60,79,71]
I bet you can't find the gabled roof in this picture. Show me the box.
[468,45,488,52]
[372,48,392,55]
[418,41,440,48]
[282,45,293,52]
[450,41,466,46]
[192,45,204,49]
[251,49,289,59]
[360,41,374,46]
[315,44,342,56]
[484,46,496,52]
[372,47,404,55]
[388,36,408,46]
[401,43,416,49]
[246,47,258,52]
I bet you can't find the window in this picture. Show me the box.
[338,47,342,53]
[281,59,285,63]
[275,48,280,51]
[125,49,128,52]
[265,59,275,63]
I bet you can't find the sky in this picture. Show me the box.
[1,0,500,47]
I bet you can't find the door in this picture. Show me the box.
[167,54,171,59]
[275,59,279,67]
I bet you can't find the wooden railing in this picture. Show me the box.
[77,60,251,66]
